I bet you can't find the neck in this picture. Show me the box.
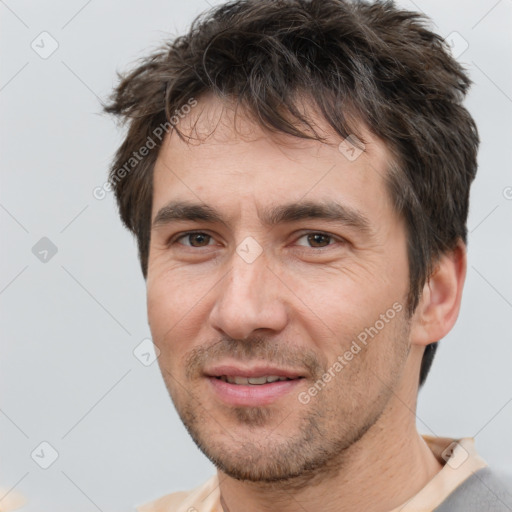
[217,349,443,512]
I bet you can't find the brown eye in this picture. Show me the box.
[296,232,334,248]
[308,233,331,247]
[176,232,213,247]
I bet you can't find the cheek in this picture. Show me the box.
[286,265,392,329]
[316,313,409,419]
[146,267,215,357]
[146,273,186,347]
[291,274,407,374]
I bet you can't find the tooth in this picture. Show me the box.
[248,376,268,385]
[222,375,294,385]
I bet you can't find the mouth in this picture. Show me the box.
[204,364,306,406]
[214,375,299,385]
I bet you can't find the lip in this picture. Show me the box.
[207,376,303,406]
[204,364,305,379]
[204,363,306,407]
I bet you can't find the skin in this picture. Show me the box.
[146,95,467,512]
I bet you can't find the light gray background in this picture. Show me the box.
[1,0,511,510]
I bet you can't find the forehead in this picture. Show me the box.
[152,95,396,225]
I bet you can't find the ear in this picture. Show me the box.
[410,240,467,347]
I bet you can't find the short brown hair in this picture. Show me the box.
[104,0,479,388]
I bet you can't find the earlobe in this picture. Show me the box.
[410,241,467,347]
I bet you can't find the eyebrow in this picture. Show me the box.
[152,199,373,234]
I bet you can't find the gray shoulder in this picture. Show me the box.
[434,467,512,512]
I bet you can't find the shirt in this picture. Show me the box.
[0,489,26,512]
[136,435,509,512]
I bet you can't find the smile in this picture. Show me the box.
[215,375,297,385]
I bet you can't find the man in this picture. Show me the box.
[104,0,512,510]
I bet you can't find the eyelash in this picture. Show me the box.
[169,230,345,251]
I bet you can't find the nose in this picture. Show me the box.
[209,248,288,340]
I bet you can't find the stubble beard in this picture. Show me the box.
[173,381,390,489]
[163,318,411,488]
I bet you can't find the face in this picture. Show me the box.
[147,96,412,483]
